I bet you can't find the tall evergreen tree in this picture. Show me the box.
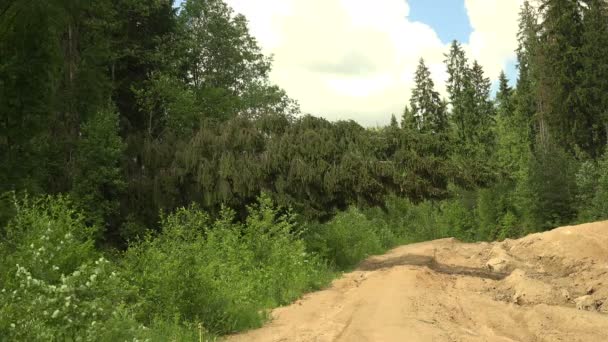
[514,1,539,151]
[445,44,496,161]
[496,71,514,119]
[409,59,448,133]
[579,0,608,157]
[469,60,496,150]
[445,40,473,143]
[389,114,399,129]
[537,0,584,151]
[496,72,529,176]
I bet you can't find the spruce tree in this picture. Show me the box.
[390,114,399,129]
[514,1,539,151]
[469,60,496,150]
[537,0,584,151]
[496,72,529,176]
[580,0,608,157]
[496,71,514,119]
[409,59,448,133]
[445,40,473,143]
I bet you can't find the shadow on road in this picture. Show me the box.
[358,254,510,280]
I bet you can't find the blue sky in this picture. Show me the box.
[408,0,472,44]
[407,0,517,89]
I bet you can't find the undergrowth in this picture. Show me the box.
[0,190,567,340]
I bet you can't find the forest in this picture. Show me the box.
[1,0,608,340]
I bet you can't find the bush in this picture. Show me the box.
[0,195,145,341]
[305,208,384,270]
[577,151,608,221]
[523,145,578,230]
[123,194,331,335]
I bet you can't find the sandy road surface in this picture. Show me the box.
[228,221,608,342]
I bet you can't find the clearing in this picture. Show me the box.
[228,221,608,341]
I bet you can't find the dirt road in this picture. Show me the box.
[228,221,608,342]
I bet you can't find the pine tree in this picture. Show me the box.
[496,71,514,119]
[445,40,473,143]
[496,72,529,176]
[409,59,448,133]
[389,114,399,129]
[579,0,608,157]
[401,105,416,131]
[469,60,496,150]
[537,0,584,151]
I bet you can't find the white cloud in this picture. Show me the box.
[465,0,523,81]
[226,0,522,126]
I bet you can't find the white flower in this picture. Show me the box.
[51,310,60,319]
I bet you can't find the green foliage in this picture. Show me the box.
[0,195,144,341]
[591,153,608,219]
[71,107,125,229]
[576,151,608,221]
[445,40,472,144]
[444,41,497,182]
[123,194,331,335]
[0,0,490,243]
[579,0,608,157]
[408,59,448,133]
[475,182,523,241]
[536,0,585,153]
[439,196,476,241]
[522,144,578,231]
[3,0,608,339]
[1,196,98,281]
[305,208,384,269]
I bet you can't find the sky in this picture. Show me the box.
[407,0,472,44]
[175,0,522,126]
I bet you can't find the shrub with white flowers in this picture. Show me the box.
[0,196,145,340]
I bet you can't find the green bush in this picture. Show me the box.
[123,194,331,335]
[305,208,384,270]
[0,196,145,341]
[577,151,608,221]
